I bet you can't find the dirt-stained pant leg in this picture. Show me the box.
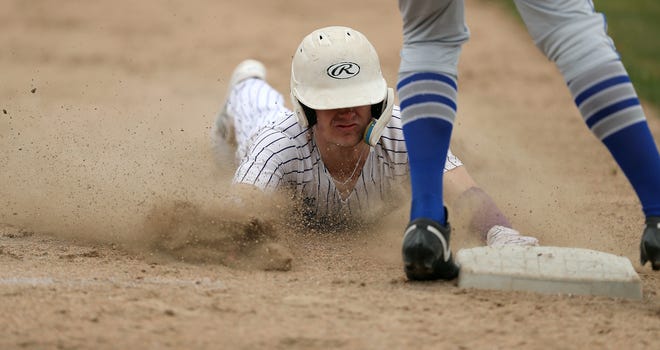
[398,0,470,80]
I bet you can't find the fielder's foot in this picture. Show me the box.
[214,59,267,145]
[402,217,459,281]
[486,225,539,247]
[640,216,660,270]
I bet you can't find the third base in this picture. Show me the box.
[455,246,643,300]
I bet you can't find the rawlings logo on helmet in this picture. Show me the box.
[326,62,360,79]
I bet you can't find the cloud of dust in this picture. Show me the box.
[0,104,296,270]
[140,191,294,271]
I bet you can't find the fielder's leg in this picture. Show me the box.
[515,0,660,269]
[397,0,469,280]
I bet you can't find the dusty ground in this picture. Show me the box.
[1,0,660,349]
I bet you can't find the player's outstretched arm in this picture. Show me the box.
[443,166,539,246]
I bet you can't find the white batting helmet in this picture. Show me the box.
[290,26,394,146]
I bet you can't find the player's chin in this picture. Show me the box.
[334,135,363,148]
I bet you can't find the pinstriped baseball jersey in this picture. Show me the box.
[228,78,462,222]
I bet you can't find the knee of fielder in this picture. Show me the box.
[515,0,620,82]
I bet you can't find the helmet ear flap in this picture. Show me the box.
[363,88,394,146]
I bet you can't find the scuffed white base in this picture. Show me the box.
[456,246,642,300]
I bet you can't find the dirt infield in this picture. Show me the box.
[1,0,659,348]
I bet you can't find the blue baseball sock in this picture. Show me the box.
[398,72,458,225]
[403,119,453,224]
[603,123,660,217]
[569,60,660,217]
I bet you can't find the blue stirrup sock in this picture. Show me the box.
[603,124,660,217]
[569,60,660,217]
[398,72,458,225]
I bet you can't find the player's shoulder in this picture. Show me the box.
[386,105,403,129]
[392,105,401,119]
[266,110,306,134]
[378,105,405,143]
[251,111,309,149]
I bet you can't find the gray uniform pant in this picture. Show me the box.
[398,0,619,82]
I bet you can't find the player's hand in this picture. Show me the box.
[486,225,539,247]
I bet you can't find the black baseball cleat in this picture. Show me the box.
[402,217,459,281]
[640,216,660,270]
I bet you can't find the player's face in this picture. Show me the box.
[314,105,372,147]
